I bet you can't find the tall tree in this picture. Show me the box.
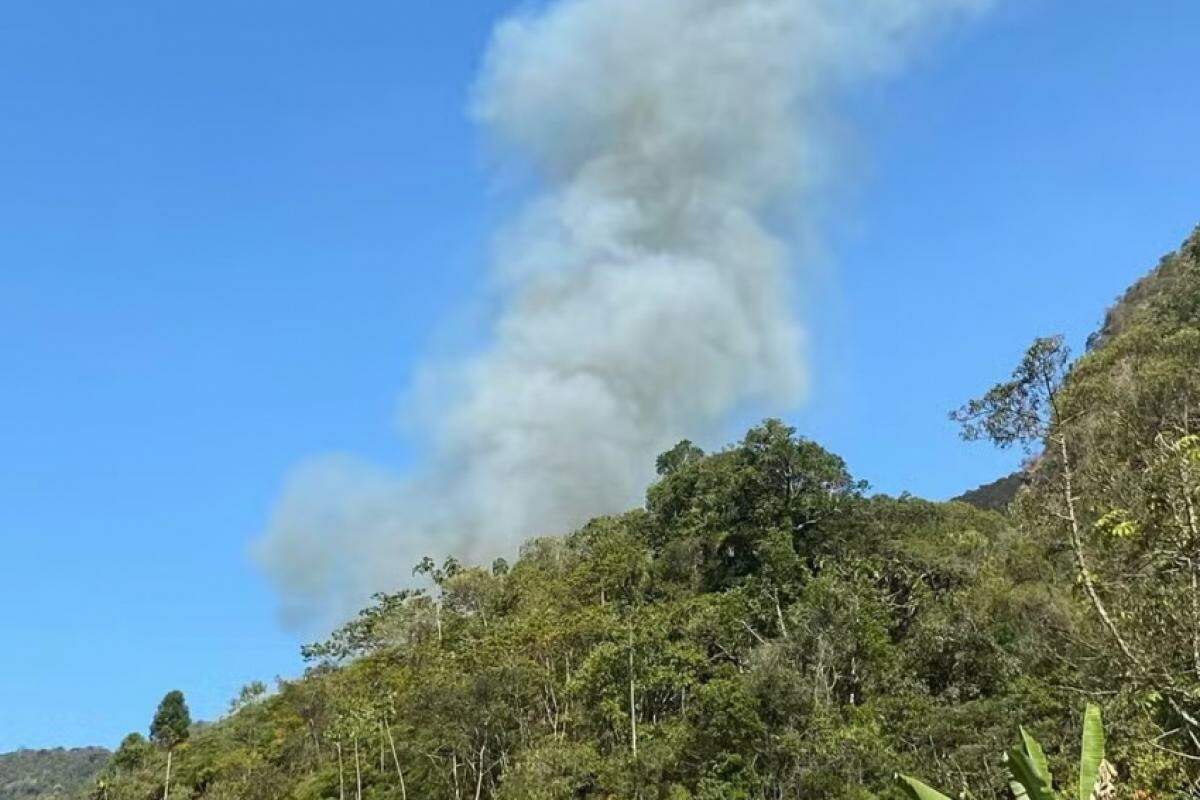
[954,333,1200,754]
[952,337,1146,665]
[149,690,191,800]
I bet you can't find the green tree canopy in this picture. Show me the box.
[150,691,191,751]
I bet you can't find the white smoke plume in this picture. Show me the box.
[256,0,989,627]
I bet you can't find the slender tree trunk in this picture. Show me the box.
[628,624,638,757]
[162,748,172,800]
[309,721,322,767]
[564,653,572,739]
[772,588,788,639]
[1189,558,1200,679]
[474,744,486,800]
[1056,434,1140,666]
[353,737,363,800]
[336,742,345,800]
[384,716,408,800]
[1180,458,1200,678]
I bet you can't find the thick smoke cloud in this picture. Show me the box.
[255,0,989,627]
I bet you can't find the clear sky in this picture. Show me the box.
[1,1,1197,752]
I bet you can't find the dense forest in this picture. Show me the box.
[0,749,109,800]
[91,228,1200,799]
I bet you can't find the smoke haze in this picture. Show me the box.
[255,0,989,627]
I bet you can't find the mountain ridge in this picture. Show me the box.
[0,748,109,800]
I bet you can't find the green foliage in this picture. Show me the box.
[1078,704,1105,800]
[895,774,952,800]
[150,691,191,750]
[109,735,152,772]
[1007,726,1054,800]
[951,335,1070,451]
[902,705,1107,800]
[94,422,1059,800]
[0,748,108,800]
[89,228,1200,799]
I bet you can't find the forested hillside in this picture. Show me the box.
[92,227,1200,799]
[952,473,1025,512]
[0,749,109,800]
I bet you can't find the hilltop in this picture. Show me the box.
[87,226,1200,799]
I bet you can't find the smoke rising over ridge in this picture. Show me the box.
[256,0,989,626]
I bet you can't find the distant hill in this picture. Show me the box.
[953,471,1025,512]
[0,748,109,800]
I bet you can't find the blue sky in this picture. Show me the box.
[1,0,1198,751]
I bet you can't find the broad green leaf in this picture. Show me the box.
[896,774,953,800]
[1078,704,1105,800]
[1094,509,1141,539]
[1007,747,1055,800]
[1019,726,1051,787]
